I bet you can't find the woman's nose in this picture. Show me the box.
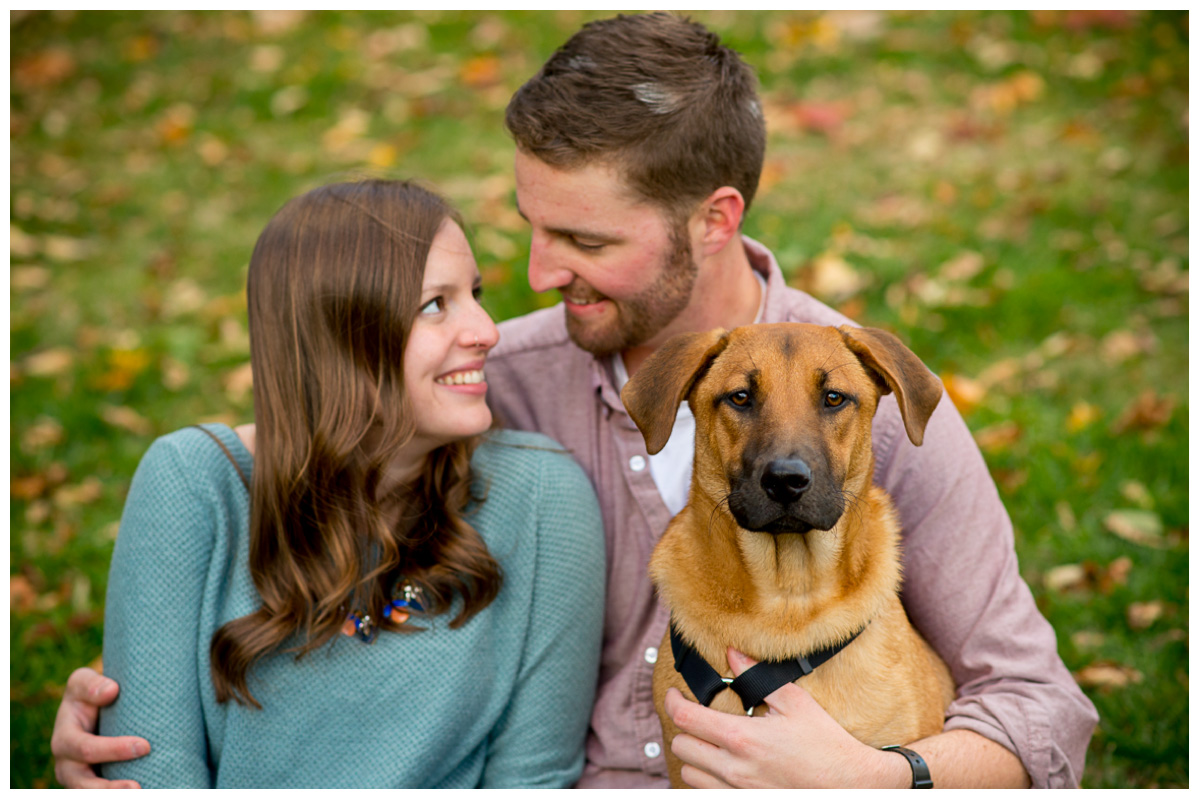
[462,305,500,351]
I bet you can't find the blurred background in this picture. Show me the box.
[9,10,1188,788]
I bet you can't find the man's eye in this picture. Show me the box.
[571,236,605,251]
[824,391,846,408]
[728,390,751,408]
[419,297,445,315]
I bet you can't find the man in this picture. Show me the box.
[52,13,1096,789]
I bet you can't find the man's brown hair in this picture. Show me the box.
[505,12,766,221]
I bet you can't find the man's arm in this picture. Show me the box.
[878,394,1097,786]
[663,650,1030,789]
[50,668,148,789]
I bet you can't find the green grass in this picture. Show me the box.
[10,10,1188,788]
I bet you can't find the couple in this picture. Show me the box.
[53,13,1097,789]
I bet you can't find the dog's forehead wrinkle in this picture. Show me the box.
[821,359,868,389]
[816,337,843,371]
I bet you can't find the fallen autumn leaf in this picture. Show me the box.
[1104,509,1166,548]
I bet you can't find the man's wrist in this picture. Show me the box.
[882,745,933,789]
[864,744,917,788]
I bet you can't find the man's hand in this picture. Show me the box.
[663,648,910,789]
[51,667,149,789]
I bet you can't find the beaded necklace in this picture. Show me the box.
[341,581,425,644]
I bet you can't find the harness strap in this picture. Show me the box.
[669,620,731,707]
[669,619,868,714]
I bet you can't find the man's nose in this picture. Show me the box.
[526,234,573,294]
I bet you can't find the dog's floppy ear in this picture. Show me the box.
[621,328,729,455]
[838,325,943,447]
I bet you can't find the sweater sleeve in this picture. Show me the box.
[480,450,606,788]
[875,394,1099,788]
[99,435,219,787]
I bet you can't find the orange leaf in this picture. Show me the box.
[1105,556,1133,588]
[1071,631,1105,650]
[942,373,986,416]
[11,575,38,613]
[790,252,866,301]
[1112,390,1175,434]
[788,100,851,135]
[1074,661,1143,689]
[224,362,255,403]
[1126,601,1164,630]
[52,477,103,509]
[23,347,75,377]
[1044,563,1087,593]
[974,421,1021,453]
[1104,510,1166,548]
[100,404,154,437]
[14,48,75,90]
[460,55,502,89]
[11,475,48,501]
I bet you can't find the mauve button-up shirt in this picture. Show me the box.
[485,237,1098,788]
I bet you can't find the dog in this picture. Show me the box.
[621,323,956,788]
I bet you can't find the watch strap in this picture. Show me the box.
[882,745,933,789]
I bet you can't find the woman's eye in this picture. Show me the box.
[419,297,445,315]
[729,390,751,408]
[824,391,845,408]
[472,285,484,301]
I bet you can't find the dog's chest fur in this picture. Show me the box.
[650,484,954,749]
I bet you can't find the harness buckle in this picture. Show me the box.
[720,677,756,716]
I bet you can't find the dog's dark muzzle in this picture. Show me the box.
[760,458,812,504]
[728,455,845,535]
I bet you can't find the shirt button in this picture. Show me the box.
[629,455,646,472]
[644,742,662,759]
[644,647,658,664]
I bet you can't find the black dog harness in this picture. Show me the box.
[669,619,868,715]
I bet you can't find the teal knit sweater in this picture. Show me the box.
[99,425,605,788]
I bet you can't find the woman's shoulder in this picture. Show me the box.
[113,425,251,569]
[136,423,253,499]
[470,429,601,537]
[472,429,589,489]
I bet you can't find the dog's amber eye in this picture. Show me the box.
[824,391,846,408]
[729,390,751,407]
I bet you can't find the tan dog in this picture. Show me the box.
[621,323,956,788]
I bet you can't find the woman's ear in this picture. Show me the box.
[692,186,745,257]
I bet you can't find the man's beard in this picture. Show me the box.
[564,224,697,357]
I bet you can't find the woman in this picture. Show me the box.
[97,180,605,788]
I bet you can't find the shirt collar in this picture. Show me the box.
[741,234,790,325]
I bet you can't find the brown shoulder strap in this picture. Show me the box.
[189,424,250,492]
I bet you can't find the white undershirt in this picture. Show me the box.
[612,270,768,517]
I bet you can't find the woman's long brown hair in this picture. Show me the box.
[210,180,502,708]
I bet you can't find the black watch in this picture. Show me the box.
[882,745,933,789]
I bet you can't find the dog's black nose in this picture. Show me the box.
[761,459,812,503]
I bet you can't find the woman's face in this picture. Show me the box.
[402,219,500,454]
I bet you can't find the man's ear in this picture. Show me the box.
[693,186,745,257]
